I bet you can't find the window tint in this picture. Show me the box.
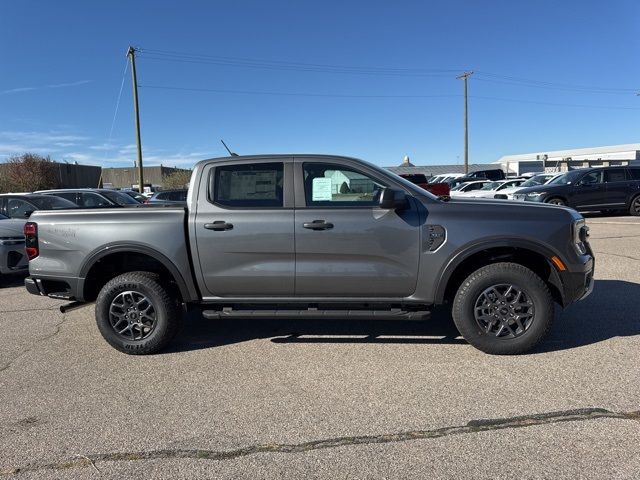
[29,196,77,210]
[579,171,603,185]
[604,169,627,183]
[626,168,640,180]
[54,192,78,203]
[7,199,35,218]
[101,190,140,205]
[465,182,486,191]
[213,162,283,208]
[79,192,112,208]
[303,163,386,206]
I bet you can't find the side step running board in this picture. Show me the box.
[202,308,431,321]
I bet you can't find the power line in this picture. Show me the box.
[103,59,129,160]
[138,84,640,110]
[138,84,460,98]
[137,47,637,94]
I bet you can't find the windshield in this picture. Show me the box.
[548,170,583,185]
[479,181,501,191]
[451,183,466,191]
[520,175,550,187]
[101,190,140,205]
[28,196,78,210]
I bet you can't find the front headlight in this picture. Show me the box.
[572,219,589,255]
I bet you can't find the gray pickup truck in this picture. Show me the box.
[24,155,594,355]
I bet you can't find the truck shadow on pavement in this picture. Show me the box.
[166,280,639,354]
[0,272,27,288]
[534,279,640,353]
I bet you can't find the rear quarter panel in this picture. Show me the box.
[28,207,197,298]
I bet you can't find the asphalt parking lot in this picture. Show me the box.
[0,215,639,479]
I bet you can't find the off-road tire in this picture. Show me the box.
[96,271,181,355]
[452,262,554,355]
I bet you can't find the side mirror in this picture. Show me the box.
[23,211,34,218]
[379,188,408,210]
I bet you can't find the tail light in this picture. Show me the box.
[24,222,39,260]
[144,198,150,204]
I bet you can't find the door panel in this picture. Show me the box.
[293,160,421,297]
[194,160,295,297]
[604,169,631,206]
[570,171,605,208]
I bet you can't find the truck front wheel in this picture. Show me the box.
[452,262,554,355]
[95,271,181,355]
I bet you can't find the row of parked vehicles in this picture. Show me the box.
[0,188,186,280]
[401,166,640,216]
[0,188,188,220]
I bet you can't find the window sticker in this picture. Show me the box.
[312,177,333,201]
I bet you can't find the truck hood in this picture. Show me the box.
[442,196,582,221]
[512,183,567,195]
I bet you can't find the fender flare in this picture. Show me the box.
[433,237,564,304]
[79,242,195,302]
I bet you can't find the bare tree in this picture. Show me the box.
[0,153,61,193]
[163,170,192,190]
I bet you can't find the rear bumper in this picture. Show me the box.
[24,275,84,301]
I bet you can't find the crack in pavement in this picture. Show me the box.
[0,314,69,373]
[1,408,639,476]
[593,251,640,262]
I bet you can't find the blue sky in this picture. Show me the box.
[0,0,638,168]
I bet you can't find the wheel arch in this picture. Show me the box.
[435,239,565,306]
[80,243,195,303]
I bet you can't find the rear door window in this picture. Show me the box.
[7,199,36,218]
[626,168,640,180]
[604,169,627,183]
[211,162,284,208]
[79,192,112,208]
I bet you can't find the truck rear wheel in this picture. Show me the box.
[95,271,181,355]
[452,262,554,355]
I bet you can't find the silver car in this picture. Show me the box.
[0,214,28,277]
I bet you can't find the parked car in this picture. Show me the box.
[37,188,141,208]
[513,166,640,215]
[146,189,188,205]
[495,173,562,200]
[119,190,146,203]
[0,194,77,219]
[24,154,593,356]
[398,173,450,197]
[0,214,28,278]
[449,180,495,197]
[468,179,528,199]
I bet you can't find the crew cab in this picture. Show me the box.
[24,155,594,355]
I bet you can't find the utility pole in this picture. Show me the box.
[456,71,473,174]
[127,46,144,193]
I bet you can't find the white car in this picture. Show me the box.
[494,173,562,200]
[0,214,28,278]
[469,179,529,199]
[449,180,496,197]
[430,173,465,184]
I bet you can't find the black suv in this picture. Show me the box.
[513,166,640,215]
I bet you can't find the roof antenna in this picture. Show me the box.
[221,139,239,157]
